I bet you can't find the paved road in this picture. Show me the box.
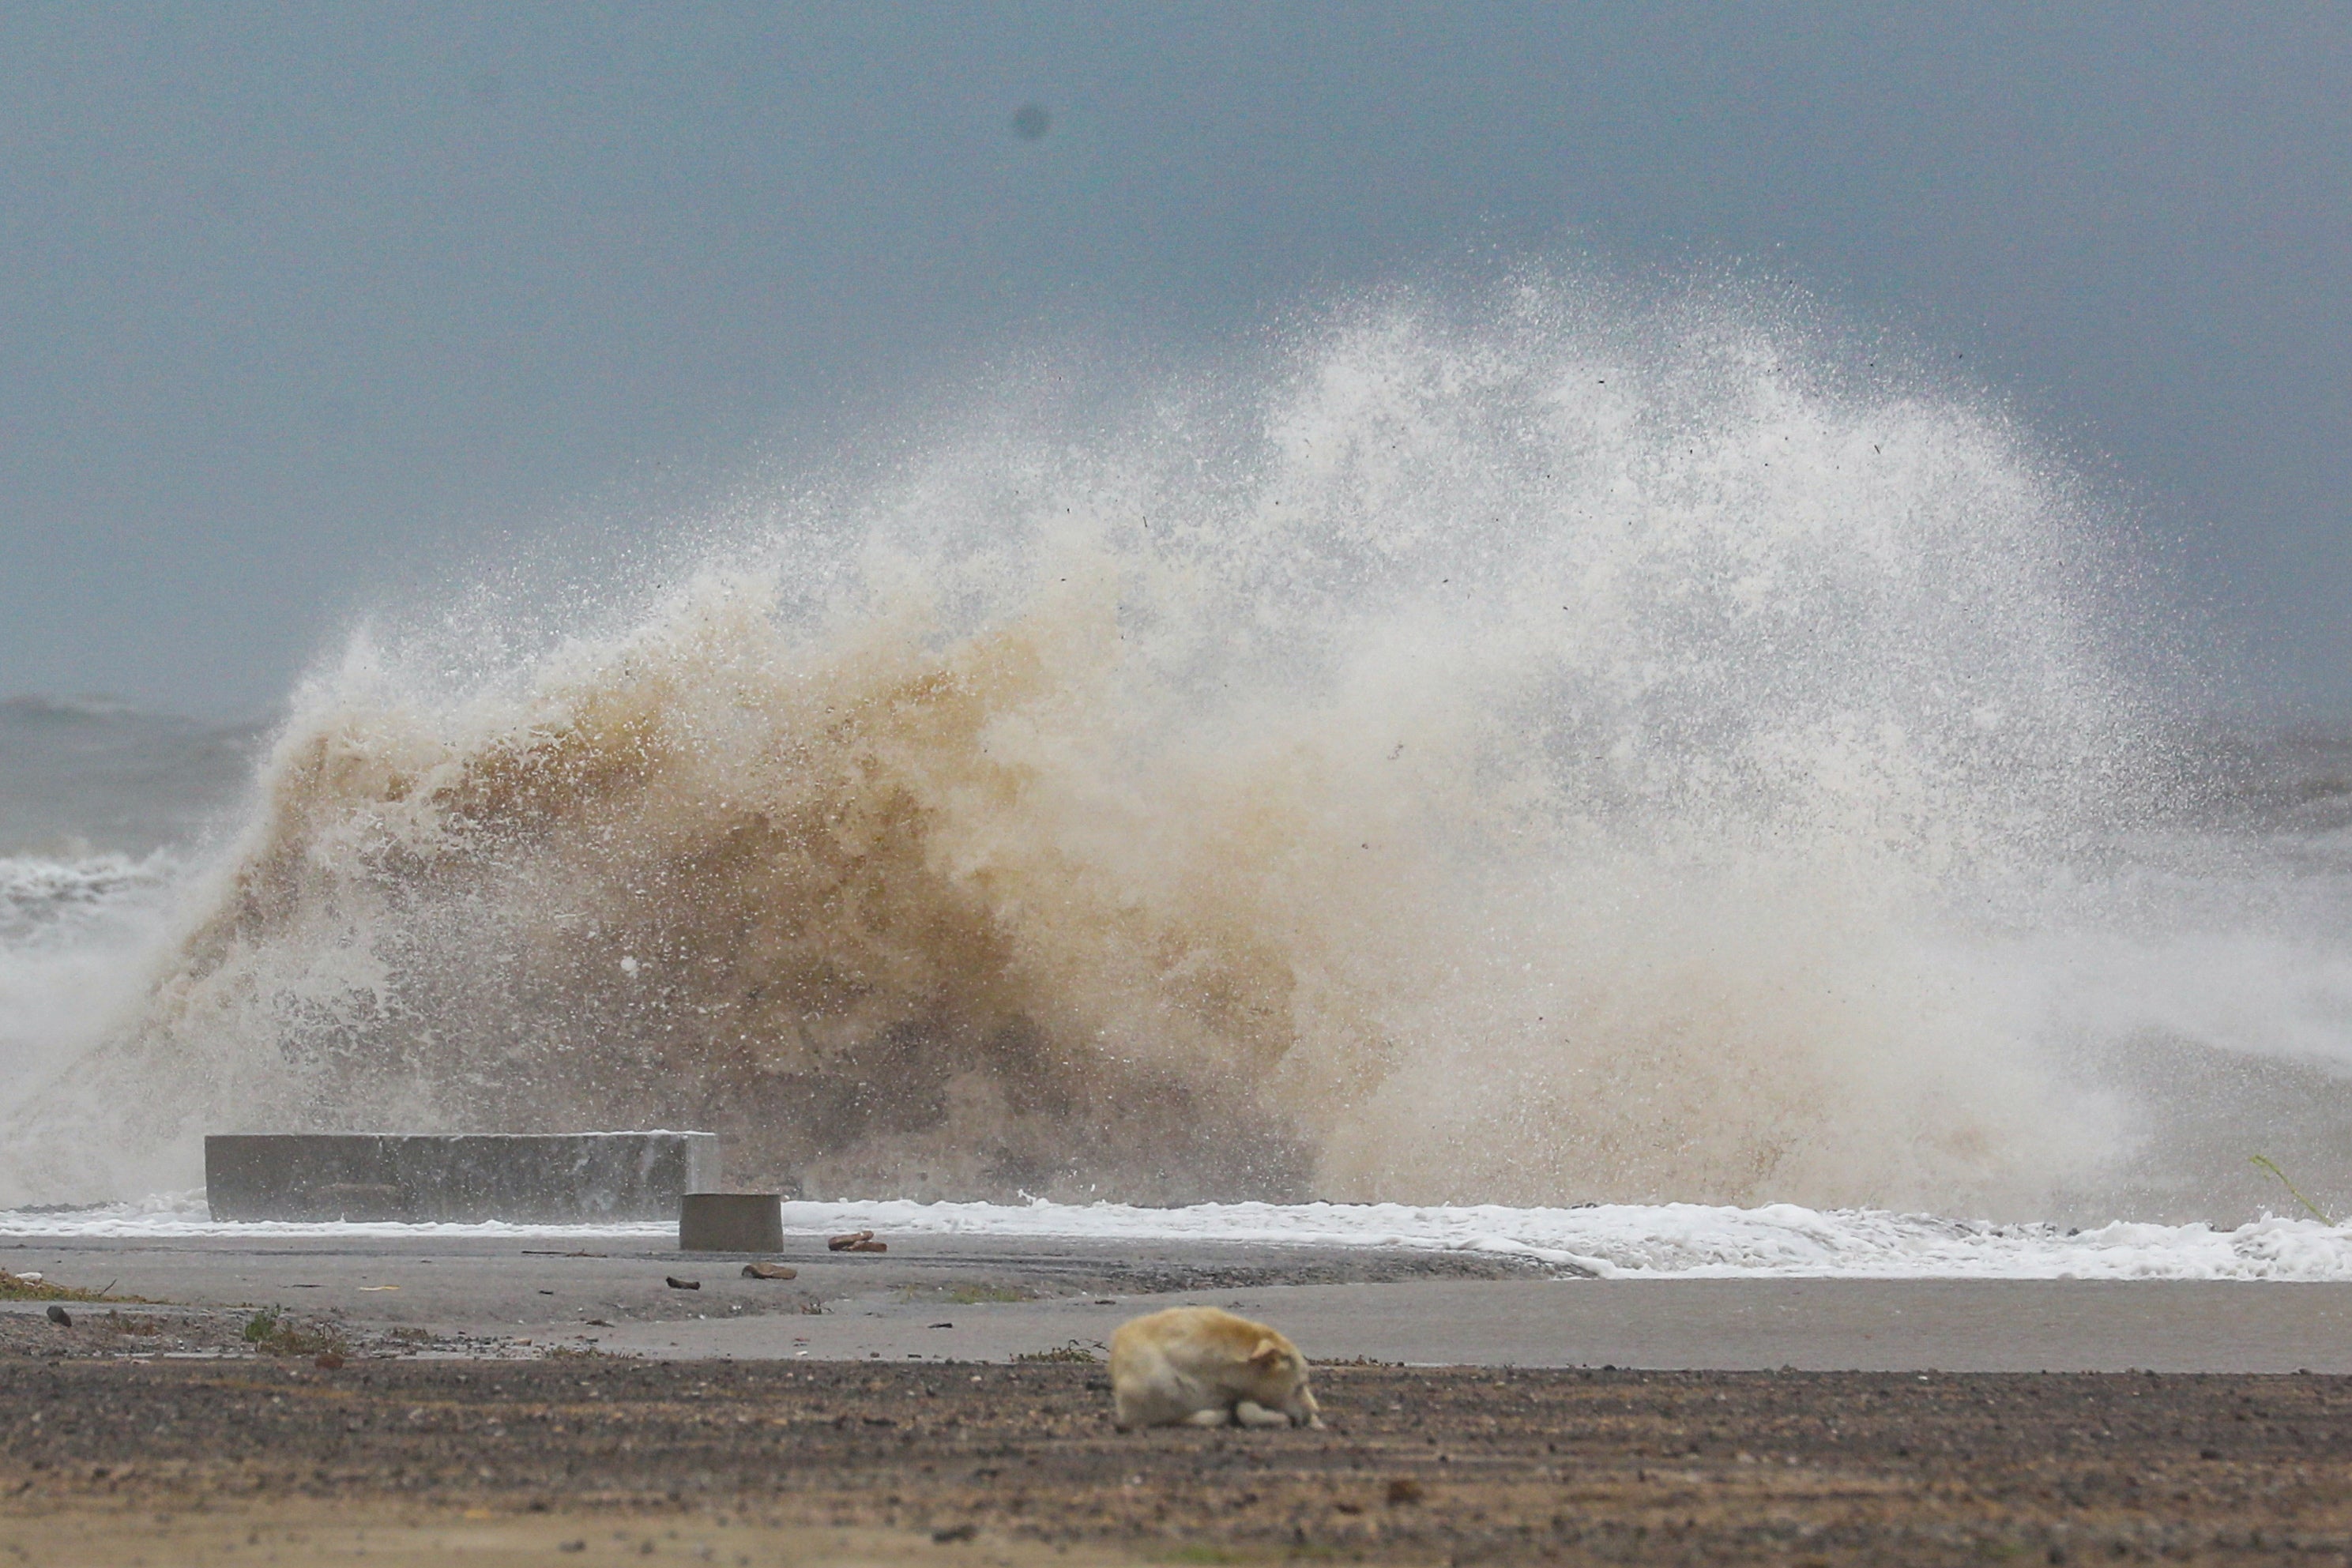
[9,1228,2352,1371]
[595,1277,2352,1373]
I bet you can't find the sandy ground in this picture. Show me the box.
[15,1230,2352,1371]
[7,1356,2352,1565]
[11,1231,2352,1562]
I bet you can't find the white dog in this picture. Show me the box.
[1108,1307,1323,1430]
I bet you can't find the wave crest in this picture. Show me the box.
[9,278,2181,1211]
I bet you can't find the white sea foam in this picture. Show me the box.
[7,1193,2352,1281]
[0,852,187,1108]
[0,852,175,946]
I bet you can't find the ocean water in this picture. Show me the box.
[2,277,2348,1264]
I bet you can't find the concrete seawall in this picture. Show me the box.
[202,1132,721,1222]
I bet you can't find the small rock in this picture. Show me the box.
[931,1522,977,1543]
[664,1277,701,1291]
[45,1304,71,1328]
[741,1262,799,1280]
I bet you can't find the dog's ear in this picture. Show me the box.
[1249,1337,1285,1367]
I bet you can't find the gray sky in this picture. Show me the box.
[3,2,2346,717]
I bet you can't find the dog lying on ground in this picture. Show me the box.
[1108,1306,1322,1430]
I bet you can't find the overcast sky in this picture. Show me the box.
[2,2,2346,717]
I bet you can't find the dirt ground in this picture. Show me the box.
[6,1356,2352,1565]
[0,1294,578,1363]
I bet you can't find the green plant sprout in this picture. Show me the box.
[2250,1155,2333,1224]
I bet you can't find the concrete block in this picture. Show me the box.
[678,1192,785,1253]
[204,1133,721,1223]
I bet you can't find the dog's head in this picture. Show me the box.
[1248,1334,1323,1427]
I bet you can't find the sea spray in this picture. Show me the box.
[2,276,2281,1214]
[0,852,184,1120]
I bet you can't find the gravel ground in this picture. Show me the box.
[6,1355,2352,1564]
[0,1298,555,1361]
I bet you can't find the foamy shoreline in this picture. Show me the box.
[6,1191,2350,1282]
